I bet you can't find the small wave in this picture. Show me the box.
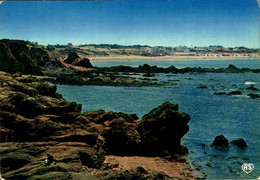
[245,82,256,85]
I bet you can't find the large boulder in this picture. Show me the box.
[138,102,190,156]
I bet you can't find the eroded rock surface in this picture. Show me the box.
[0,71,192,179]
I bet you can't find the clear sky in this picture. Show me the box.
[0,0,259,48]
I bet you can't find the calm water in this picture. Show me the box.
[56,59,260,179]
[92,58,260,69]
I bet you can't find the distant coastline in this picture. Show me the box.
[89,54,260,61]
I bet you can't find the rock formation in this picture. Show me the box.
[0,39,63,75]
[231,138,247,147]
[64,51,93,68]
[0,71,191,179]
[138,102,190,156]
[212,135,229,147]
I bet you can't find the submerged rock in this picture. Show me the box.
[231,138,247,147]
[212,135,229,147]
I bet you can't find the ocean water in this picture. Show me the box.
[91,58,260,69]
[56,59,260,179]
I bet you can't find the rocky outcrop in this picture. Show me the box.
[0,71,192,179]
[64,51,93,68]
[97,64,260,74]
[212,135,229,147]
[231,138,247,147]
[0,39,63,75]
[138,102,190,156]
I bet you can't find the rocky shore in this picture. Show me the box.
[1,39,259,88]
[0,71,195,179]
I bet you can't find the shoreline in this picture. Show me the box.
[89,55,260,61]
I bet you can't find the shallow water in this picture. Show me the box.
[56,59,260,179]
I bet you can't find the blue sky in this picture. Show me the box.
[0,0,259,47]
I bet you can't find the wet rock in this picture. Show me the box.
[248,93,260,99]
[212,135,229,147]
[246,85,260,91]
[231,138,247,147]
[214,92,228,95]
[197,85,208,89]
[138,102,190,156]
[229,90,242,95]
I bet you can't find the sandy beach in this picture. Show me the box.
[104,155,200,179]
[89,55,260,61]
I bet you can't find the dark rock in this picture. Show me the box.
[231,138,247,147]
[0,152,33,171]
[225,64,243,73]
[138,102,190,156]
[101,118,141,155]
[64,51,81,64]
[76,58,93,68]
[197,85,208,89]
[248,93,260,99]
[0,39,63,75]
[136,166,148,174]
[212,135,229,147]
[246,85,259,91]
[214,92,228,95]
[64,51,93,68]
[143,73,154,77]
[229,90,242,95]
[78,147,105,168]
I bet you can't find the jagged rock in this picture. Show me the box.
[231,138,247,147]
[64,51,93,68]
[212,135,229,147]
[138,101,190,156]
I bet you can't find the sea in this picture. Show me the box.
[56,58,260,179]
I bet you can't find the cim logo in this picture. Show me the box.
[241,163,254,174]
